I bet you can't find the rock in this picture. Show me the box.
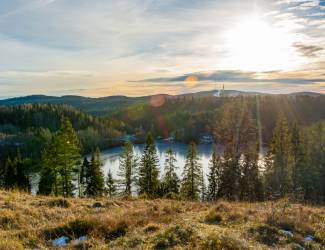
[304,235,314,241]
[52,236,69,247]
[92,202,103,208]
[280,229,294,237]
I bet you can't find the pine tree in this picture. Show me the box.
[118,141,137,196]
[162,148,179,195]
[138,133,160,197]
[181,142,202,200]
[106,169,117,197]
[207,151,222,201]
[85,147,105,197]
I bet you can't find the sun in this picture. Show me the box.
[223,15,302,72]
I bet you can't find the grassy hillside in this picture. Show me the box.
[0,190,324,249]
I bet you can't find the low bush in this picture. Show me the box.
[205,209,223,224]
[203,234,248,250]
[249,224,280,246]
[153,225,193,249]
[46,198,71,208]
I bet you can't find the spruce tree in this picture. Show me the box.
[56,118,81,197]
[138,133,160,197]
[291,124,307,199]
[78,157,89,197]
[38,118,81,197]
[181,142,202,200]
[162,148,179,195]
[106,169,117,197]
[265,114,292,198]
[207,151,222,201]
[85,147,105,197]
[118,141,137,196]
[38,135,60,196]
[3,152,30,191]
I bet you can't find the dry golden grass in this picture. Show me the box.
[0,190,324,249]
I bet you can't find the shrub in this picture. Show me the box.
[153,225,193,249]
[44,219,95,239]
[205,209,222,224]
[0,215,20,230]
[46,198,71,208]
[203,234,248,250]
[163,192,180,200]
[249,224,280,246]
[144,224,160,233]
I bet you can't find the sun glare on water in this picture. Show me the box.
[223,15,302,72]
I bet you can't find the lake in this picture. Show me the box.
[101,141,214,180]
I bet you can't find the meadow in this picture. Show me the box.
[0,190,324,250]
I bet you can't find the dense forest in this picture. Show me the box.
[0,93,324,202]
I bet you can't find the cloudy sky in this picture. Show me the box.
[0,0,324,97]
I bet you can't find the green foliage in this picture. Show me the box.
[204,210,223,224]
[85,147,105,197]
[106,169,117,197]
[161,148,179,195]
[118,141,137,196]
[38,118,81,197]
[1,151,31,191]
[181,142,202,200]
[207,151,222,201]
[138,133,160,197]
[266,113,292,198]
[153,225,193,250]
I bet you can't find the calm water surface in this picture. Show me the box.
[101,141,213,180]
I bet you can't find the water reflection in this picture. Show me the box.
[101,141,213,179]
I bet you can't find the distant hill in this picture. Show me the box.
[0,90,322,115]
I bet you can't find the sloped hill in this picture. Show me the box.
[0,190,323,249]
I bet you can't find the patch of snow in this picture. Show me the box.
[304,235,314,241]
[52,236,69,247]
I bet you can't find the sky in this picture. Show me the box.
[0,0,324,97]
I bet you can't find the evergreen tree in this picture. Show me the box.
[56,118,81,197]
[3,156,16,189]
[106,169,117,197]
[38,135,60,195]
[181,142,202,200]
[307,122,325,202]
[291,124,307,199]
[14,152,31,191]
[38,118,81,197]
[118,141,137,196]
[3,152,30,191]
[78,157,89,197]
[207,151,222,201]
[138,133,160,197]
[85,147,105,197]
[162,148,179,195]
[265,114,292,198]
